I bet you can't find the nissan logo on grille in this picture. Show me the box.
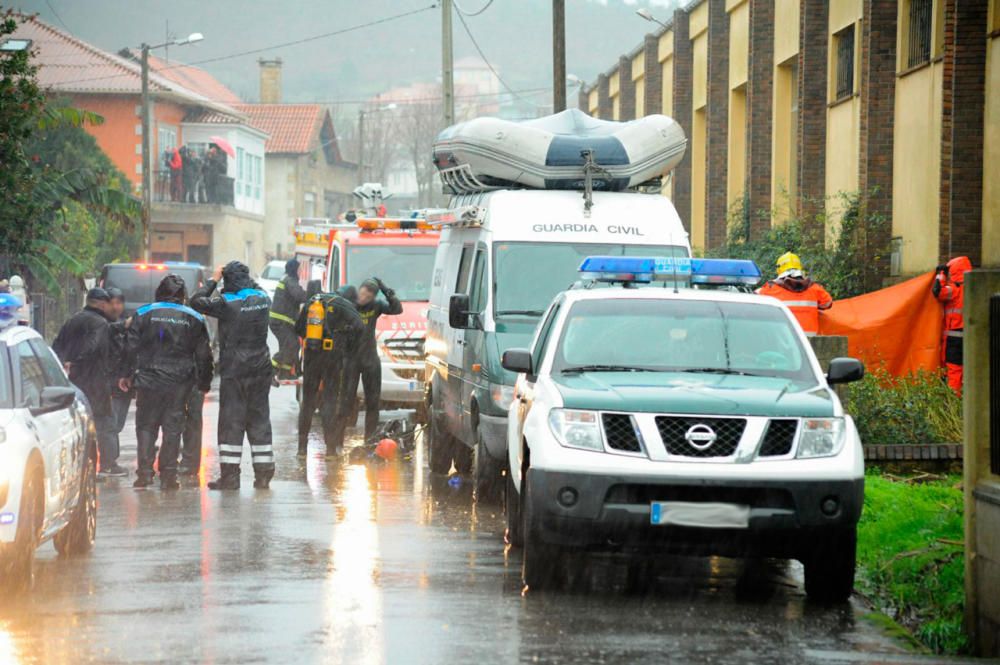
[684,424,718,451]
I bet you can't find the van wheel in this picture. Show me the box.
[505,470,523,547]
[803,528,857,603]
[472,429,501,501]
[521,474,560,589]
[54,456,97,556]
[2,465,42,595]
[426,415,453,475]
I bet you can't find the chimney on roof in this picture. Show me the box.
[259,58,282,103]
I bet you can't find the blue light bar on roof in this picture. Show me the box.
[578,256,761,286]
[689,258,762,285]
[0,293,22,328]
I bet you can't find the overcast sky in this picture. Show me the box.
[14,0,680,109]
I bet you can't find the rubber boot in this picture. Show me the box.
[253,464,274,490]
[207,464,241,490]
[297,434,308,457]
[133,473,154,489]
[160,473,180,491]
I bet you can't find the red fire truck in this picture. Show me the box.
[293,216,440,409]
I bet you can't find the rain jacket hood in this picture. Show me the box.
[285,258,300,277]
[947,256,972,284]
[222,260,253,293]
[155,274,187,304]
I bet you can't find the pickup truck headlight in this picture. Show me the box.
[490,383,515,410]
[548,408,603,452]
[796,418,846,458]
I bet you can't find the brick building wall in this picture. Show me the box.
[796,0,828,234]
[618,56,636,121]
[857,0,897,288]
[705,0,730,249]
[597,73,611,119]
[671,9,694,232]
[939,0,988,265]
[746,0,774,236]
[643,34,662,116]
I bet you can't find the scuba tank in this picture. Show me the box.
[305,297,325,350]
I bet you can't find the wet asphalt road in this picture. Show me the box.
[0,386,960,664]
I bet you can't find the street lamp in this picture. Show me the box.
[140,31,203,261]
[636,8,670,30]
[357,103,398,183]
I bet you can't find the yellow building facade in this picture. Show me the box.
[583,0,996,279]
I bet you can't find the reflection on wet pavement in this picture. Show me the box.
[0,386,927,664]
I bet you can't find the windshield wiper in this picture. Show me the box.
[562,364,652,374]
[496,309,545,317]
[679,367,764,377]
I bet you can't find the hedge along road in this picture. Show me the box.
[0,385,954,665]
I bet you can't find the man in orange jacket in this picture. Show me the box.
[932,256,972,395]
[757,252,833,335]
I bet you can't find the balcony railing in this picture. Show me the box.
[154,169,234,206]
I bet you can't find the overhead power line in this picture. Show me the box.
[44,0,71,31]
[453,5,534,105]
[454,0,494,17]
[63,4,439,87]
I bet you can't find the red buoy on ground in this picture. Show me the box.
[374,438,398,461]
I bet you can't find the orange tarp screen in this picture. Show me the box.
[817,272,943,376]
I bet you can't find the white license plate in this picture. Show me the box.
[650,501,750,529]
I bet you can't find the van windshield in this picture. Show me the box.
[103,265,203,309]
[492,243,688,318]
[346,245,437,301]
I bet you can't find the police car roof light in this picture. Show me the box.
[578,256,761,286]
[0,293,22,328]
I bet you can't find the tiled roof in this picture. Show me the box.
[233,104,325,154]
[144,53,242,104]
[11,15,240,119]
[183,109,242,124]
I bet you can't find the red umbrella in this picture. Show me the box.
[209,136,236,158]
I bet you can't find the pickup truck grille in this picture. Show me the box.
[655,416,747,458]
[601,413,642,453]
[759,419,798,456]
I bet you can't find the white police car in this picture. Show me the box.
[502,257,865,601]
[0,295,97,593]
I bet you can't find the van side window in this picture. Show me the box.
[531,303,561,371]
[469,249,488,312]
[455,245,474,294]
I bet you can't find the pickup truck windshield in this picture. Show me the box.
[346,245,436,301]
[492,243,688,318]
[553,298,816,383]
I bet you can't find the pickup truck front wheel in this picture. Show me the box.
[521,474,561,589]
[803,528,857,603]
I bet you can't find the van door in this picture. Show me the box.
[444,242,474,433]
[460,244,489,442]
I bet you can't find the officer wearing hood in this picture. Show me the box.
[191,261,274,489]
[122,275,213,489]
[294,283,365,456]
[269,258,307,380]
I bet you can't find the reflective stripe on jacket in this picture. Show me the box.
[757,280,833,334]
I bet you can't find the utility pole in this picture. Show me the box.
[441,0,455,127]
[141,43,152,261]
[357,109,366,182]
[552,0,566,113]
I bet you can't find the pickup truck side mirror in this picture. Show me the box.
[31,386,77,415]
[449,293,472,329]
[826,357,865,384]
[501,348,533,375]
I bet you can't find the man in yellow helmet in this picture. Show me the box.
[757,252,833,335]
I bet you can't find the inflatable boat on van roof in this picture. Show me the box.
[433,109,686,195]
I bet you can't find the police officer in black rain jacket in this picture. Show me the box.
[123,274,213,489]
[294,285,365,456]
[190,261,274,490]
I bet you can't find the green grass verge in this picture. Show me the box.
[856,472,968,654]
